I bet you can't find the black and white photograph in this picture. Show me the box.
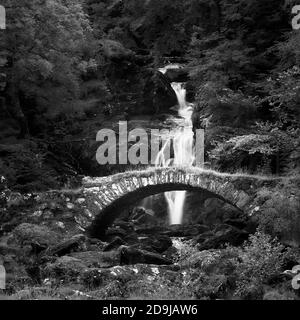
[0,0,300,305]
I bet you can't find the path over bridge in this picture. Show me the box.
[83,167,283,239]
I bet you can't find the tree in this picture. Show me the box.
[1,0,94,137]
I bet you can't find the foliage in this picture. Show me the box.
[257,67,300,128]
[126,274,194,300]
[231,231,288,299]
[187,0,288,89]
[208,134,277,174]
[172,238,200,265]
[0,142,60,191]
[252,182,300,243]
[2,0,97,112]
[193,84,257,129]
[189,34,254,89]
[277,30,300,67]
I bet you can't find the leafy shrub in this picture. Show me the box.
[172,238,200,265]
[0,142,60,192]
[252,181,300,244]
[209,134,277,174]
[258,67,300,128]
[232,231,287,299]
[193,83,257,129]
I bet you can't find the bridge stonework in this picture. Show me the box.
[82,167,280,239]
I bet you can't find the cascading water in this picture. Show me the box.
[155,66,196,225]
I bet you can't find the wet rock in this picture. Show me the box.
[135,225,167,235]
[131,207,156,226]
[82,265,137,288]
[180,249,237,275]
[86,238,108,252]
[46,234,87,257]
[163,224,209,238]
[196,224,249,250]
[164,67,189,82]
[137,235,172,253]
[162,245,179,261]
[105,226,128,241]
[42,256,88,280]
[141,70,178,114]
[114,221,135,232]
[70,250,121,268]
[12,223,62,248]
[199,198,250,228]
[123,232,139,245]
[120,246,172,265]
[180,250,221,270]
[82,263,180,289]
[104,236,127,252]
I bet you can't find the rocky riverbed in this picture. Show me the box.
[1,186,299,300]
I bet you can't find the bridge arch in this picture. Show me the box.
[83,167,279,239]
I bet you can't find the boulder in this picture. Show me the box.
[46,234,87,257]
[103,236,127,252]
[113,221,135,232]
[42,256,87,280]
[163,224,210,237]
[82,265,137,288]
[196,224,249,250]
[70,250,121,268]
[141,71,178,114]
[137,235,172,253]
[135,225,167,235]
[131,207,157,226]
[105,226,128,241]
[82,263,180,289]
[199,198,250,228]
[180,249,237,275]
[12,223,62,249]
[120,246,172,265]
[164,67,189,82]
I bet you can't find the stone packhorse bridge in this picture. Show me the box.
[83,167,282,239]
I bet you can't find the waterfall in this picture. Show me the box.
[155,67,196,225]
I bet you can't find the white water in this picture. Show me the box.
[158,64,181,75]
[155,68,196,225]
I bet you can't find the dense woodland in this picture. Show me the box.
[0,0,300,300]
[0,0,299,184]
